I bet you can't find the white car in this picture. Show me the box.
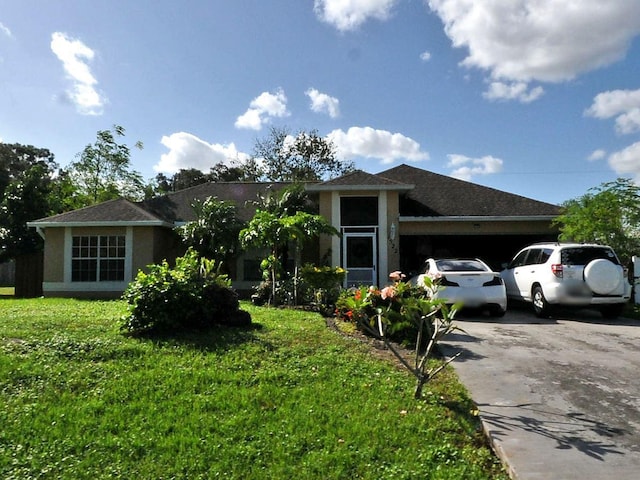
[412,258,507,317]
[500,242,631,318]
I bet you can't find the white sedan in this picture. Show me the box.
[411,258,507,317]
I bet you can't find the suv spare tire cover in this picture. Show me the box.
[584,259,622,294]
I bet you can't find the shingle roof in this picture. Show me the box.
[29,198,167,225]
[141,182,292,222]
[379,164,560,217]
[29,165,560,226]
[307,169,413,190]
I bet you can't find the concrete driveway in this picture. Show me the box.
[440,305,640,479]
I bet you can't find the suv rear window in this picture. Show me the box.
[560,247,618,266]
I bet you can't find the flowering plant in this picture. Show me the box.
[335,271,462,399]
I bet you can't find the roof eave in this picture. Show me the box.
[27,220,175,228]
[399,215,558,222]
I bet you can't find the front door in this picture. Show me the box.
[343,233,376,287]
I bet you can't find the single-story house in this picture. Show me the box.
[28,164,561,298]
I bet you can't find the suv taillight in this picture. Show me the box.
[551,264,563,278]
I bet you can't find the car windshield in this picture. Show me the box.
[435,259,488,272]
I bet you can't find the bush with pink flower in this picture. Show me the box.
[335,271,462,398]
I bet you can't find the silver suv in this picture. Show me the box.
[501,243,631,318]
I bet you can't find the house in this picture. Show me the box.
[28,164,560,298]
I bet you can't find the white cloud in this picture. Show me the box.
[588,149,607,162]
[306,88,340,118]
[235,88,289,130]
[483,81,544,103]
[0,22,12,37]
[428,1,640,100]
[585,89,640,135]
[50,32,105,115]
[446,154,503,181]
[155,132,250,174]
[608,142,640,182]
[327,126,429,164]
[314,0,398,31]
[420,51,432,61]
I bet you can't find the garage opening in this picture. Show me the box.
[399,234,556,277]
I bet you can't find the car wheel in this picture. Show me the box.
[489,306,506,318]
[584,259,622,295]
[532,285,551,318]
[600,304,625,319]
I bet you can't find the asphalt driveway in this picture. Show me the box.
[440,305,640,479]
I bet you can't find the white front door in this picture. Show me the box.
[343,233,377,287]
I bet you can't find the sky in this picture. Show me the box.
[1,0,640,206]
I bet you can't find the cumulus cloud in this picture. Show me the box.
[314,0,398,31]
[0,22,12,37]
[588,149,607,162]
[50,32,105,115]
[585,88,640,135]
[446,154,503,181]
[306,88,340,118]
[327,126,429,164]
[483,81,544,103]
[608,142,640,182]
[235,89,289,130]
[419,51,432,62]
[428,1,640,101]
[155,132,250,174]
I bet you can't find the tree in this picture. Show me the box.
[171,168,208,191]
[67,125,144,204]
[239,208,338,306]
[553,178,640,263]
[252,126,354,182]
[0,143,60,262]
[176,197,245,270]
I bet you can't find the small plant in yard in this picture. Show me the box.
[300,263,346,314]
[336,271,463,399]
[121,248,250,333]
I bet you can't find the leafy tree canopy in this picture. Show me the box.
[0,143,60,261]
[176,196,245,270]
[252,127,354,182]
[67,125,144,204]
[553,178,640,263]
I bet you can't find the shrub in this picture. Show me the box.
[250,278,312,307]
[335,271,462,398]
[121,249,250,333]
[301,264,346,313]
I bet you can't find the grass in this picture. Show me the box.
[0,298,506,479]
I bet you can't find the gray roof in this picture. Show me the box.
[29,165,560,227]
[379,164,560,217]
[306,169,413,191]
[29,198,167,225]
[141,182,291,223]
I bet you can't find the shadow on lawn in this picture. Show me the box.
[130,323,270,352]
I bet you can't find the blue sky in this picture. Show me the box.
[1,0,639,205]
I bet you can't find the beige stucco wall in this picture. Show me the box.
[385,191,401,274]
[43,228,65,283]
[318,191,334,261]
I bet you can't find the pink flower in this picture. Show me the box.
[389,271,406,282]
[380,286,396,300]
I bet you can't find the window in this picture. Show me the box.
[340,197,378,226]
[72,235,125,282]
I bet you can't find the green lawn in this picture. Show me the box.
[0,298,506,479]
